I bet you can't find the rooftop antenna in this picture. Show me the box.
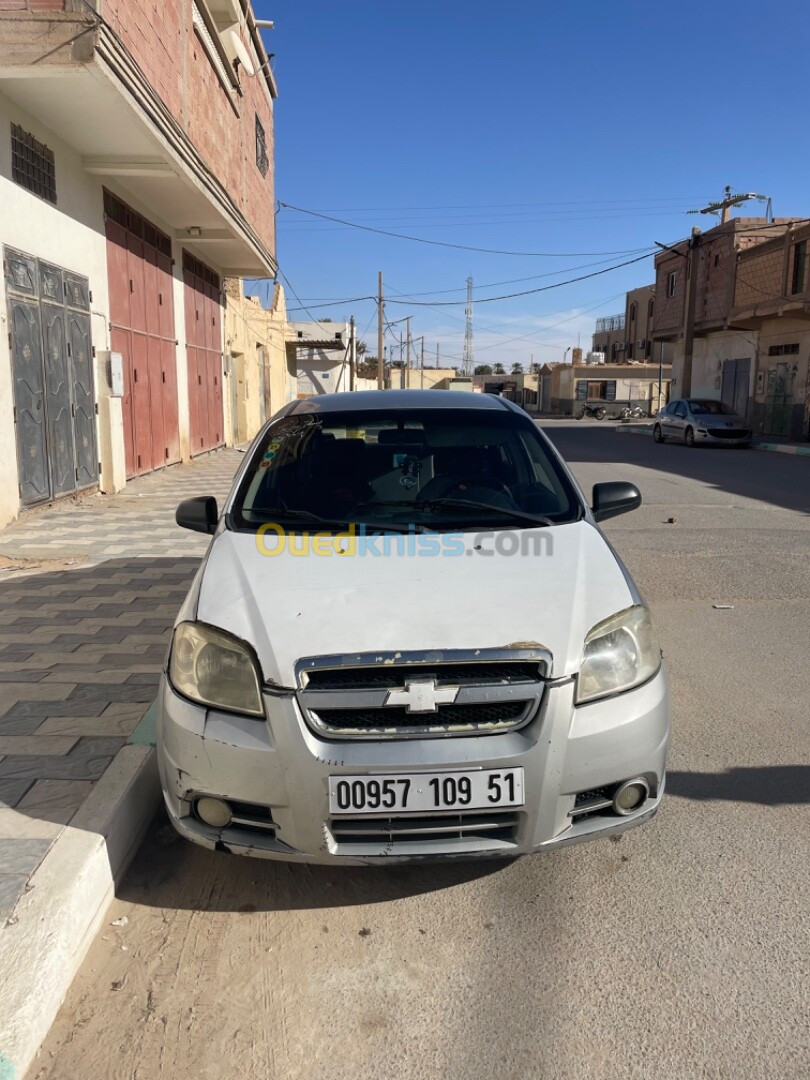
[463,276,474,375]
[688,185,770,224]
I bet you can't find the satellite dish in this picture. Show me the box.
[222,26,255,77]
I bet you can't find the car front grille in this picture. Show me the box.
[314,700,528,734]
[303,660,543,690]
[709,428,750,439]
[295,648,550,740]
[329,810,520,853]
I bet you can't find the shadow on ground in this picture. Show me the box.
[542,422,810,515]
[667,765,810,805]
[118,808,509,912]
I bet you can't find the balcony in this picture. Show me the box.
[0,0,275,274]
[595,314,625,333]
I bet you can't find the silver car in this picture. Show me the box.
[653,398,752,447]
[158,391,669,864]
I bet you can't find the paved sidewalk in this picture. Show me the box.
[0,449,240,918]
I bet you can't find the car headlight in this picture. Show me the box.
[576,605,661,705]
[168,622,264,717]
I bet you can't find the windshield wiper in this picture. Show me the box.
[247,508,429,533]
[416,499,555,528]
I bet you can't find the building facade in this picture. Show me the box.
[592,285,673,366]
[0,0,277,526]
[651,216,809,440]
[549,362,671,416]
[223,278,294,444]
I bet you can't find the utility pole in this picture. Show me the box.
[349,315,356,391]
[420,338,425,388]
[688,186,769,224]
[436,343,439,369]
[405,317,411,389]
[377,271,384,390]
[681,227,701,398]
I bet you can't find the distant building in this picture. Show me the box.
[549,361,671,416]
[223,280,295,442]
[592,286,673,366]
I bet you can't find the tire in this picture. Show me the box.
[595,408,606,420]
[685,426,695,447]
[620,408,631,419]
[653,423,664,443]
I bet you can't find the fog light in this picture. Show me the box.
[612,779,649,816]
[196,797,232,828]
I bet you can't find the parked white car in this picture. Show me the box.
[653,398,752,447]
[157,391,669,864]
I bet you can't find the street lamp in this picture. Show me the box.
[564,347,571,363]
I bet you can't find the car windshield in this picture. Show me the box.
[688,400,733,415]
[229,408,581,532]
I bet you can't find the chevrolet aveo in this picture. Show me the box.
[158,391,670,864]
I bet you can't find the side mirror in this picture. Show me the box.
[592,482,641,522]
[176,496,218,534]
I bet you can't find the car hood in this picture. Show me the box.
[194,521,635,686]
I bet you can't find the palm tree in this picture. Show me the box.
[511,362,523,374]
[493,362,505,375]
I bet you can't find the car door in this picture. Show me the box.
[660,400,678,438]
[671,400,689,440]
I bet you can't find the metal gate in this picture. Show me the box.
[764,363,794,437]
[104,191,180,478]
[4,247,97,506]
[183,250,223,454]
[721,358,751,417]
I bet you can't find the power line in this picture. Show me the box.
[277,202,662,258]
[385,249,658,306]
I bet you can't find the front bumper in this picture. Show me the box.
[698,429,752,445]
[156,669,670,865]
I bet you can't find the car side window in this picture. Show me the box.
[675,403,687,419]
[665,402,678,415]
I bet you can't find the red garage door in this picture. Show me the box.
[183,250,223,454]
[104,191,180,478]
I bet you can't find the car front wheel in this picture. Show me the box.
[653,423,664,443]
[685,426,696,447]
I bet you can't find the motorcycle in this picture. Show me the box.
[577,402,607,420]
[619,405,647,419]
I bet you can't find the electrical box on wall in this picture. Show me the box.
[99,351,125,397]
[110,352,124,397]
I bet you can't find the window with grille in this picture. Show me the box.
[255,114,269,177]
[768,343,800,356]
[11,123,56,205]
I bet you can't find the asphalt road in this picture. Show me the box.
[32,424,810,1080]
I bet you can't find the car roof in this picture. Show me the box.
[290,390,512,414]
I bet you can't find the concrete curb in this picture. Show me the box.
[755,442,810,456]
[0,745,160,1080]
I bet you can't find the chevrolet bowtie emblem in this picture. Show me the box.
[384,679,459,713]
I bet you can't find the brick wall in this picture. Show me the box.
[735,242,785,307]
[653,252,686,334]
[735,224,810,309]
[102,0,275,257]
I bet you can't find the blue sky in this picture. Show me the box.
[250,0,809,369]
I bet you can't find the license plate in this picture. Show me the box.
[328,768,524,815]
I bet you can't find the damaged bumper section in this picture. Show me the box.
[156,667,670,865]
